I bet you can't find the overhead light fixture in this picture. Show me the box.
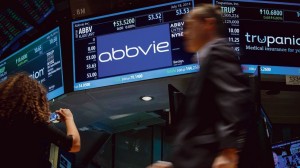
[140,96,153,101]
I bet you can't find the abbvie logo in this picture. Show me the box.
[98,41,170,62]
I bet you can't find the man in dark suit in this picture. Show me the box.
[148,3,254,168]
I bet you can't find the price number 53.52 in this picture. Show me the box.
[148,13,162,21]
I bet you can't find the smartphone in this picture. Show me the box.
[49,112,60,123]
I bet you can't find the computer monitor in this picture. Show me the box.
[0,27,64,100]
[71,0,197,91]
[0,0,55,56]
[272,137,300,168]
[213,0,300,76]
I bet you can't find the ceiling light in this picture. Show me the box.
[140,96,153,101]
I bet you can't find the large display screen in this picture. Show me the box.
[272,138,300,167]
[0,27,64,100]
[0,8,33,56]
[0,0,55,56]
[72,0,197,91]
[214,0,300,75]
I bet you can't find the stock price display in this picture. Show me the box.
[72,0,195,91]
[215,0,300,69]
[0,27,64,100]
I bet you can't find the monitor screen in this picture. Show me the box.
[272,138,300,168]
[71,0,197,91]
[16,0,55,25]
[213,0,300,75]
[0,0,55,56]
[0,27,64,100]
[0,8,33,56]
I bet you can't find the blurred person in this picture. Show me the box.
[0,72,80,168]
[148,3,254,168]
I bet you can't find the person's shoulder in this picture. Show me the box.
[211,38,233,51]
[30,122,57,135]
[210,39,238,61]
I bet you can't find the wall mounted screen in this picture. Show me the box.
[214,0,300,75]
[72,0,197,91]
[0,27,64,100]
[0,0,55,56]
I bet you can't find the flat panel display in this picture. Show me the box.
[0,0,55,56]
[0,27,64,100]
[17,0,55,24]
[0,8,33,56]
[272,138,300,168]
[213,0,300,75]
[72,0,197,91]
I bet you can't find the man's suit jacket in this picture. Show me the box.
[171,38,255,168]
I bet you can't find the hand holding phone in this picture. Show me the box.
[49,112,60,123]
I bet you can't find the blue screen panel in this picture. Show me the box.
[272,138,300,168]
[96,24,172,78]
[0,27,64,100]
[72,0,196,91]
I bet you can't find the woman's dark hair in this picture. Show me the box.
[0,72,50,125]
